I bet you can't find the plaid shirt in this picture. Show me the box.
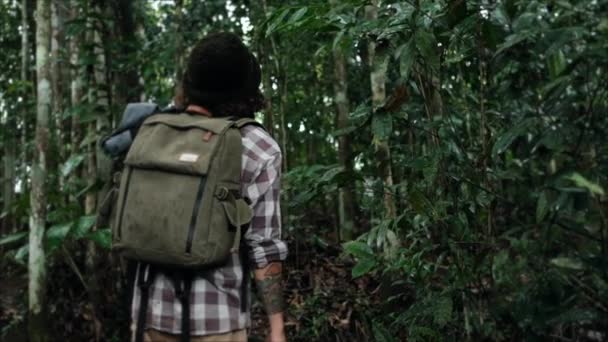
[130,124,288,336]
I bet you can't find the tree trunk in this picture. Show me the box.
[29,0,52,340]
[112,0,140,107]
[19,0,31,202]
[365,2,396,219]
[69,0,84,158]
[173,0,185,106]
[330,0,357,240]
[253,0,275,136]
[136,22,147,102]
[51,0,67,192]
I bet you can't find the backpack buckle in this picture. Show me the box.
[113,172,122,184]
[216,187,229,200]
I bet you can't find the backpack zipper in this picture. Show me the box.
[116,167,133,239]
[186,176,207,253]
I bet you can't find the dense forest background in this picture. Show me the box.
[1,0,607,341]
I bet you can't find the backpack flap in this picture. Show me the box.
[124,114,232,176]
[218,190,253,252]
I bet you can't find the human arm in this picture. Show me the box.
[255,262,286,342]
[241,140,288,341]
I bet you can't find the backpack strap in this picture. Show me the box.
[166,271,194,342]
[234,118,265,130]
[135,264,156,342]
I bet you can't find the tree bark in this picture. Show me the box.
[19,0,32,198]
[173,0,185,106]
[330,0,357,240]
[252,0,275,137]
[29,0,52,340]
[365,1,397,219]
[69,0,84,158]
[51,0,67,191]
[112,0,140,106]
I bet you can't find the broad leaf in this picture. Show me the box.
[492,118,535,157]
[86,229,112,250]
[551,257,584,270]
[61,154,86,177]
[536,191,549,223]
[565,173,605,197]
[71,215,97,239]
[343,241,374,259]
[547,50,566,79]
[352,258,376,278]
[397,39,415,81]
[0,231,27,247]
[46,223,73,253]
[414,30,438,69]
[371,111,393,140]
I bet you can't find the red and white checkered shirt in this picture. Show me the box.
[130,124,288,336]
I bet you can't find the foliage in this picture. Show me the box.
[1,0,607,340]
[268,0,608,340]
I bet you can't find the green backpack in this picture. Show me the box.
[110,112,257,269]
[98,108,262,342]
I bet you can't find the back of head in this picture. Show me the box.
[181,32,264,118]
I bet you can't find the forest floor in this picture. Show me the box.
[0,231,379,342]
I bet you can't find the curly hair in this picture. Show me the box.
[180,32,264,119]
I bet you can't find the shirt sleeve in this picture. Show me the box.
[243,151,288,268]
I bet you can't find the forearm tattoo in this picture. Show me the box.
[255,263,284,315]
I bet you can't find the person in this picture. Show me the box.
[130,32,288,342]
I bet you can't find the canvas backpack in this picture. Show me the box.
[98,106,261,342]
[112,112,256,268]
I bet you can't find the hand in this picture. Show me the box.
[265,330,286,342]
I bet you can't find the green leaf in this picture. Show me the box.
[320,166,344,183]
[71,215,97,239]
[332,30,346,51]
[288,7,308,24]
[495,32,532,56]
[46,222,73,253]
[352,258,376,278]
[371,111,393,140]
[86,229,112,250]
[331,125,357,137]
[15,244,28,265]
[266,9,290,36]
[536,191,549,223]
[372,321,396,342]
[414,30,438,69]
[551,257,585,270]
[433,296,453,327]
[343,241,374,259]
[0,231,27,247]
[492,118,535,157]
[547,50,566,79]
[397,40,415,81]
[61,154,85,177]
[565,173,605,197]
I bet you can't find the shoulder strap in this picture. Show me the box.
[234,118,265,130]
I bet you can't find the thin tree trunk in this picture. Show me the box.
[329,0,357,240]
[19,0,30,201]
[69,0,84,158]
[253,0,274,136]
[112,0,140,107]
[29,0,52,340]
[51,0,67,192]
[136,22,147,102]
[258,43,275,136]
[174,0,184,106]
[365,1,396,219]
[249,0,276,137]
